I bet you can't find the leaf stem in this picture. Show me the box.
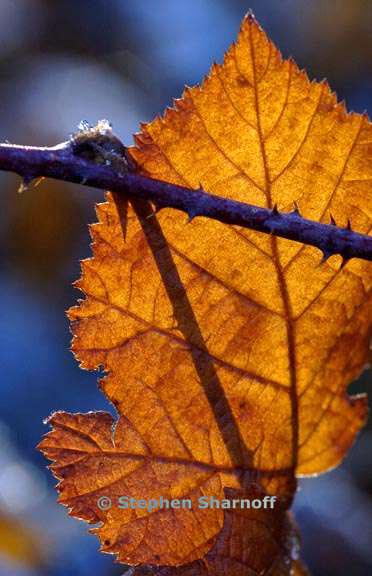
[0,139,371,264]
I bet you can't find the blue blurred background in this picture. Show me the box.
[0,1,371,575]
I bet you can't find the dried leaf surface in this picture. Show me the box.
[39,14,372,573]
[127,487,301,576]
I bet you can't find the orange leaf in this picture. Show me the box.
[127,486,304,575]
[39,14,372,573]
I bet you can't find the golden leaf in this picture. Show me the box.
[39,14,372,573]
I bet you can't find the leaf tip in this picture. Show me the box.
[245,9,257,24]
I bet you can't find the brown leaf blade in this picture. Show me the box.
[39,13,371,573]
[127,487,300,576]
[39,410,297,571]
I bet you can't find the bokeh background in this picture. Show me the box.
[0,1,371,575]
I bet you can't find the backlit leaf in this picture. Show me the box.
[39,14,372,573]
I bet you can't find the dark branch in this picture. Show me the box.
[0,138,371,264]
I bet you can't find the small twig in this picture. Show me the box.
[0,136,371,264]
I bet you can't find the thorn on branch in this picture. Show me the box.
[17,180,29,194]
[145,203,164,219]
[318,249,333,266]
[292,201,301,216]
[186,210,198,223]
[17,174,39,194]
[330,213,337,226]
[272,204,279,215]
[0,135,371,264]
